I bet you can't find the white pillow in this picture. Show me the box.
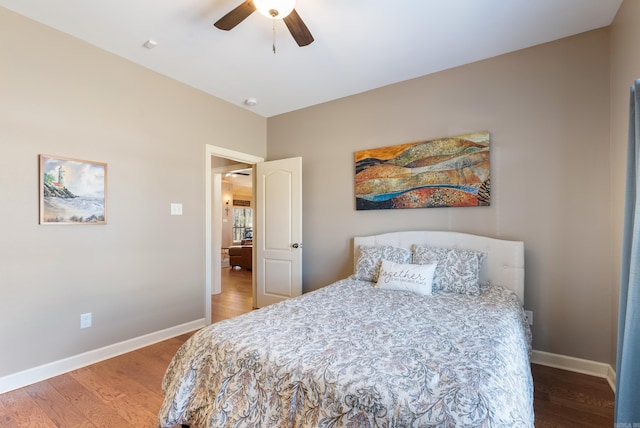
[376,259,438,295]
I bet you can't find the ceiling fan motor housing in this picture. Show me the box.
[214,0,313,47]
[253,0,296,19]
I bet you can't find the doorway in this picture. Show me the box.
[218,165,253,317]
[204,145,264,324]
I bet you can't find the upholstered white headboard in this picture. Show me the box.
[353,231,525,304]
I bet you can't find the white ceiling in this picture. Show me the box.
[1,0,622,117]
[226,172,252,190]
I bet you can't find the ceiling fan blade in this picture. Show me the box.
[214,1,256,31]
[283,9,314,47]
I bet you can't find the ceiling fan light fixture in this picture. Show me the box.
[253,0,296,19]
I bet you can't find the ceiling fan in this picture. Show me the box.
[214,0,314,47]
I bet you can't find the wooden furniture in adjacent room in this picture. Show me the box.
[228,245,252,270]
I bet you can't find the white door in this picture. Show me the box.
[255,157,302,308]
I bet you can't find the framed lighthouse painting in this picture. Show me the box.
[39,155,108,225]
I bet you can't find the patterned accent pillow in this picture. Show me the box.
[354,245,412,282]
[412,245,486,295]
[376,259,438,295]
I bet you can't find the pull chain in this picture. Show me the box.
[272,20,276,54]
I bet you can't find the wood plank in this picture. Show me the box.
[0,388,58,427]
[0,414,21,428]
[69,365,159,426]
[212,267,254,323]
[48,374,130,427]
[91,358,164,407]
[24,381,95,427]
[0,400,21,428]
[531,363,614,427]
[137,336,192,366]
[109,351,166,390]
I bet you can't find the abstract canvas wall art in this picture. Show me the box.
[355,132,490,210]
[39,155,108,224]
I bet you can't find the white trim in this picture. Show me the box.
[207,146,263,165]
[531,349,616,392]
[0,318,205,395]
[607,364,617,393]
[204,145,263,311]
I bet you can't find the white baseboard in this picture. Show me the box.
[531,349,616,393]
[606,364,617,392]
[0,318,206,395]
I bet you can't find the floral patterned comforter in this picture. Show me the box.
[159,278,534,427]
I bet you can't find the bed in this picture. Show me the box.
[158,230,533,427]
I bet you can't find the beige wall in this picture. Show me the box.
[221,181,234,248]
[268,29,613,363]
[0,8,266,377]
[610,0,640,368]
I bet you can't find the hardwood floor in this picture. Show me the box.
[0,333,192,427]
[212,266,254,322]
[0,268,615,427]
[532,363,614,427]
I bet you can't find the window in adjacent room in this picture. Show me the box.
[232,208,253,243]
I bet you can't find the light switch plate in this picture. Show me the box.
[80,312,92,329]
[171,203,183,216]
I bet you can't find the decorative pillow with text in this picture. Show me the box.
[376,259,438,295]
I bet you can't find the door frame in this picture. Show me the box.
[205,144,264,324]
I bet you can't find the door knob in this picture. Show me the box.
[292,243,302,249]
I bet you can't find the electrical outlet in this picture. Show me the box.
[80,312,92,329]
[524,310,533,326]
